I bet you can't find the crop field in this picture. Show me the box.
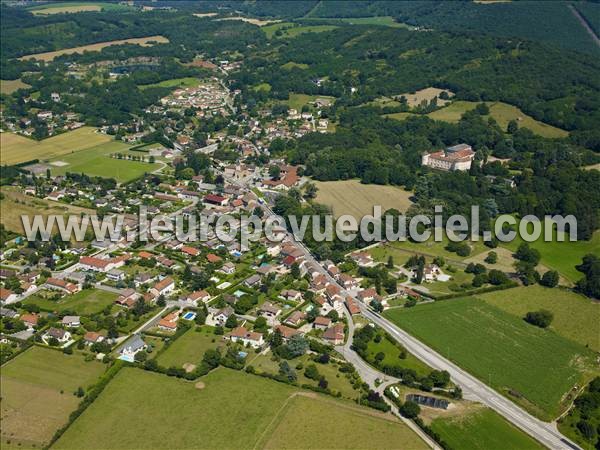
[19,36,169,62]
[28,2,129,14]
[0,186,93,234]
[48,140,157,183]
[0,79,31,94]
[427,101,568,138]
[314,179,413,219]
[1,347,105,449]
[430,408,544,450]
[384,297,598,420]
[259,395,427,449]
[0,127,112,165]
[156,326,224,368]
[478,285,600,351]
[53,367,425,449]
[24,289,118,315]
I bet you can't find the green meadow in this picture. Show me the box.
[53,367,426,449]
[384,297,598,420]
[431,408,544,450]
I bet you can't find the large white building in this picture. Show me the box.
[422,144,475,171]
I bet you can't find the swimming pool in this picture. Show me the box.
[183,311,196,320]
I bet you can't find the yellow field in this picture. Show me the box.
[427,101,568,138]
[0,79,31,94]
[0,127,111,165]
[0,187,94,234]
[31,5,102,14]
[214,17,280,26]
[19,36,169,62]
[314,179,413,219]
[400,87,454,107]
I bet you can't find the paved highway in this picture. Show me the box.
[359,306,581,450]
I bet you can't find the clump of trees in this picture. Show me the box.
[524,310,553,328]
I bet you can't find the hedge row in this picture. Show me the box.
[46,360,125,449]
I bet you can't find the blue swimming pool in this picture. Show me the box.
[183,312,196,320]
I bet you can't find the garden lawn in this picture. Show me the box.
[53,367,425,449]
[24,289,118,315]
[430,408,544,450]
[156,326,223,368]
[383,297,598,420]
[478,285,600,351]
[49,141,157,183]
[1,347,105,449]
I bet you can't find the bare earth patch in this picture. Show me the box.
[183,363,197,373]
[194,381,205,389]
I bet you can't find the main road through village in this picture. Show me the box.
[255,193,581,450]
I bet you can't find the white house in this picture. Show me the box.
[226,327,264,348]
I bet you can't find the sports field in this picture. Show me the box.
[1,347,105,449]
[156,326,223,368]
[53,367,426,449]
[24,289,118,315]
[0,127,111,165]
[0,79,31,94]
[427,101,568,138]
[19,36,169,62]
[430,408,544,450]
[0,186,93,234]
[315,179,413,219]
[48,140,157,183]
[384,297,598,420]
[478,285,600,351]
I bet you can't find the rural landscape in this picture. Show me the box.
[1,1,599,450]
